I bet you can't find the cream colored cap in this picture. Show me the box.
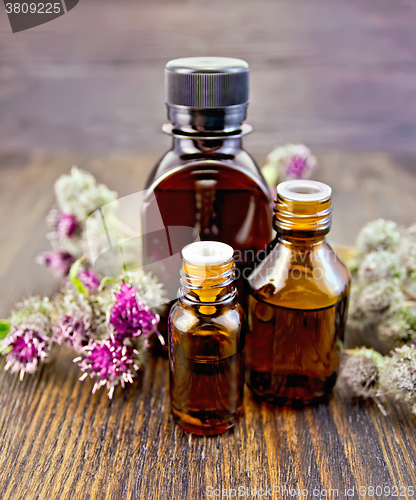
[277,180,332,202]
[182,241,234,266]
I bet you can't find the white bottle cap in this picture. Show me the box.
[182,241,234,266]
[277,180,332,202]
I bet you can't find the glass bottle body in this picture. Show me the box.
[143,136,272,337]
[169,299,245,435]
[246,234,350,407]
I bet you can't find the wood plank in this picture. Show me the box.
[0,0,416,155]
[1,351,415,499]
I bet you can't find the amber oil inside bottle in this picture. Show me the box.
[169,241,245,435]
[246,180,351,408]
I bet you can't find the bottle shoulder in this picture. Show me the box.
[144,146,271,199]
[169,301,245,359]
[169,300,244,335]
[248,239,351,309]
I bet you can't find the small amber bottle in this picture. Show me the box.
[245,180,350,408]
[169,241,245,435]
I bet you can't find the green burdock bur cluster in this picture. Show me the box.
[341,219,416,414]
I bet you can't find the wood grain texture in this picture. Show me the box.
[0,152,416,500]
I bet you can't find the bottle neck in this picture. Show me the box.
[179,259,237,314]
[164,104,251,154]
[172,136,243,154]
[164,104,251,143]
[273,190,333,239]
[167,103,247,131]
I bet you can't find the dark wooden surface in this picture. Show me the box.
[1,0,416,155]
[0,152,416,500]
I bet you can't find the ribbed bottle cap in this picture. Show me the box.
[165,57,249,108]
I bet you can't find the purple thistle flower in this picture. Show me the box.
[53,315,88,353]
[75,338,139,399]
[3,329,50,380]
[263,143,318,185]
[46,206,61,232]
[78,269,100,293]
[56,213,78,239]
[109,283,159,339]
[36,250,75,277]
[285,155,310,179]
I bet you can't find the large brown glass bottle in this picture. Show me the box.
[142,57,272,338]
[169,241,245,436]
[245,180,351,408]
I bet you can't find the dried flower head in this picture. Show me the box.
[109,283,159,339]
[377,307,416,349]
[358,251,406,286]
[262,143,318,186]
[56,213,78,239]
[75,338,140,399]
[124,269,168,310]
[55,166,117,222]
[380,344,416,407]
[46,207,79,240]
[3,329,51,380]
[347,284,369,329]
[405,271,416,300]
[36,250,75,278]
[2,296,53,380]
[397,224,416,272]
[78,268,100,293]
[357,280,404,319]
[10,296,52,330]
[53,287,94,353]
[356,219,401,255]
[341,348,384,398]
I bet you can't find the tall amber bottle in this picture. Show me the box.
[142,57,272,334]
[169,241,245,436]
[245,180,350,408]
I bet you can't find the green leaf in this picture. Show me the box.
[0,320,11,341]
[98,276,117,292]
[261,162,279,188]
[0,345,11,355]
[69,256,88,296]
[124,260,140,271]
[0,320,11,354]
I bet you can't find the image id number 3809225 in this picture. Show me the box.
[5,2,61,13]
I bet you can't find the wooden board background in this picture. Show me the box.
[0,0,416,156]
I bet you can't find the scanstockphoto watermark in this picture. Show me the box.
[224,248,336,283]
[206,485,416,498]
[84,189,338,307]
[3,0,79,33]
